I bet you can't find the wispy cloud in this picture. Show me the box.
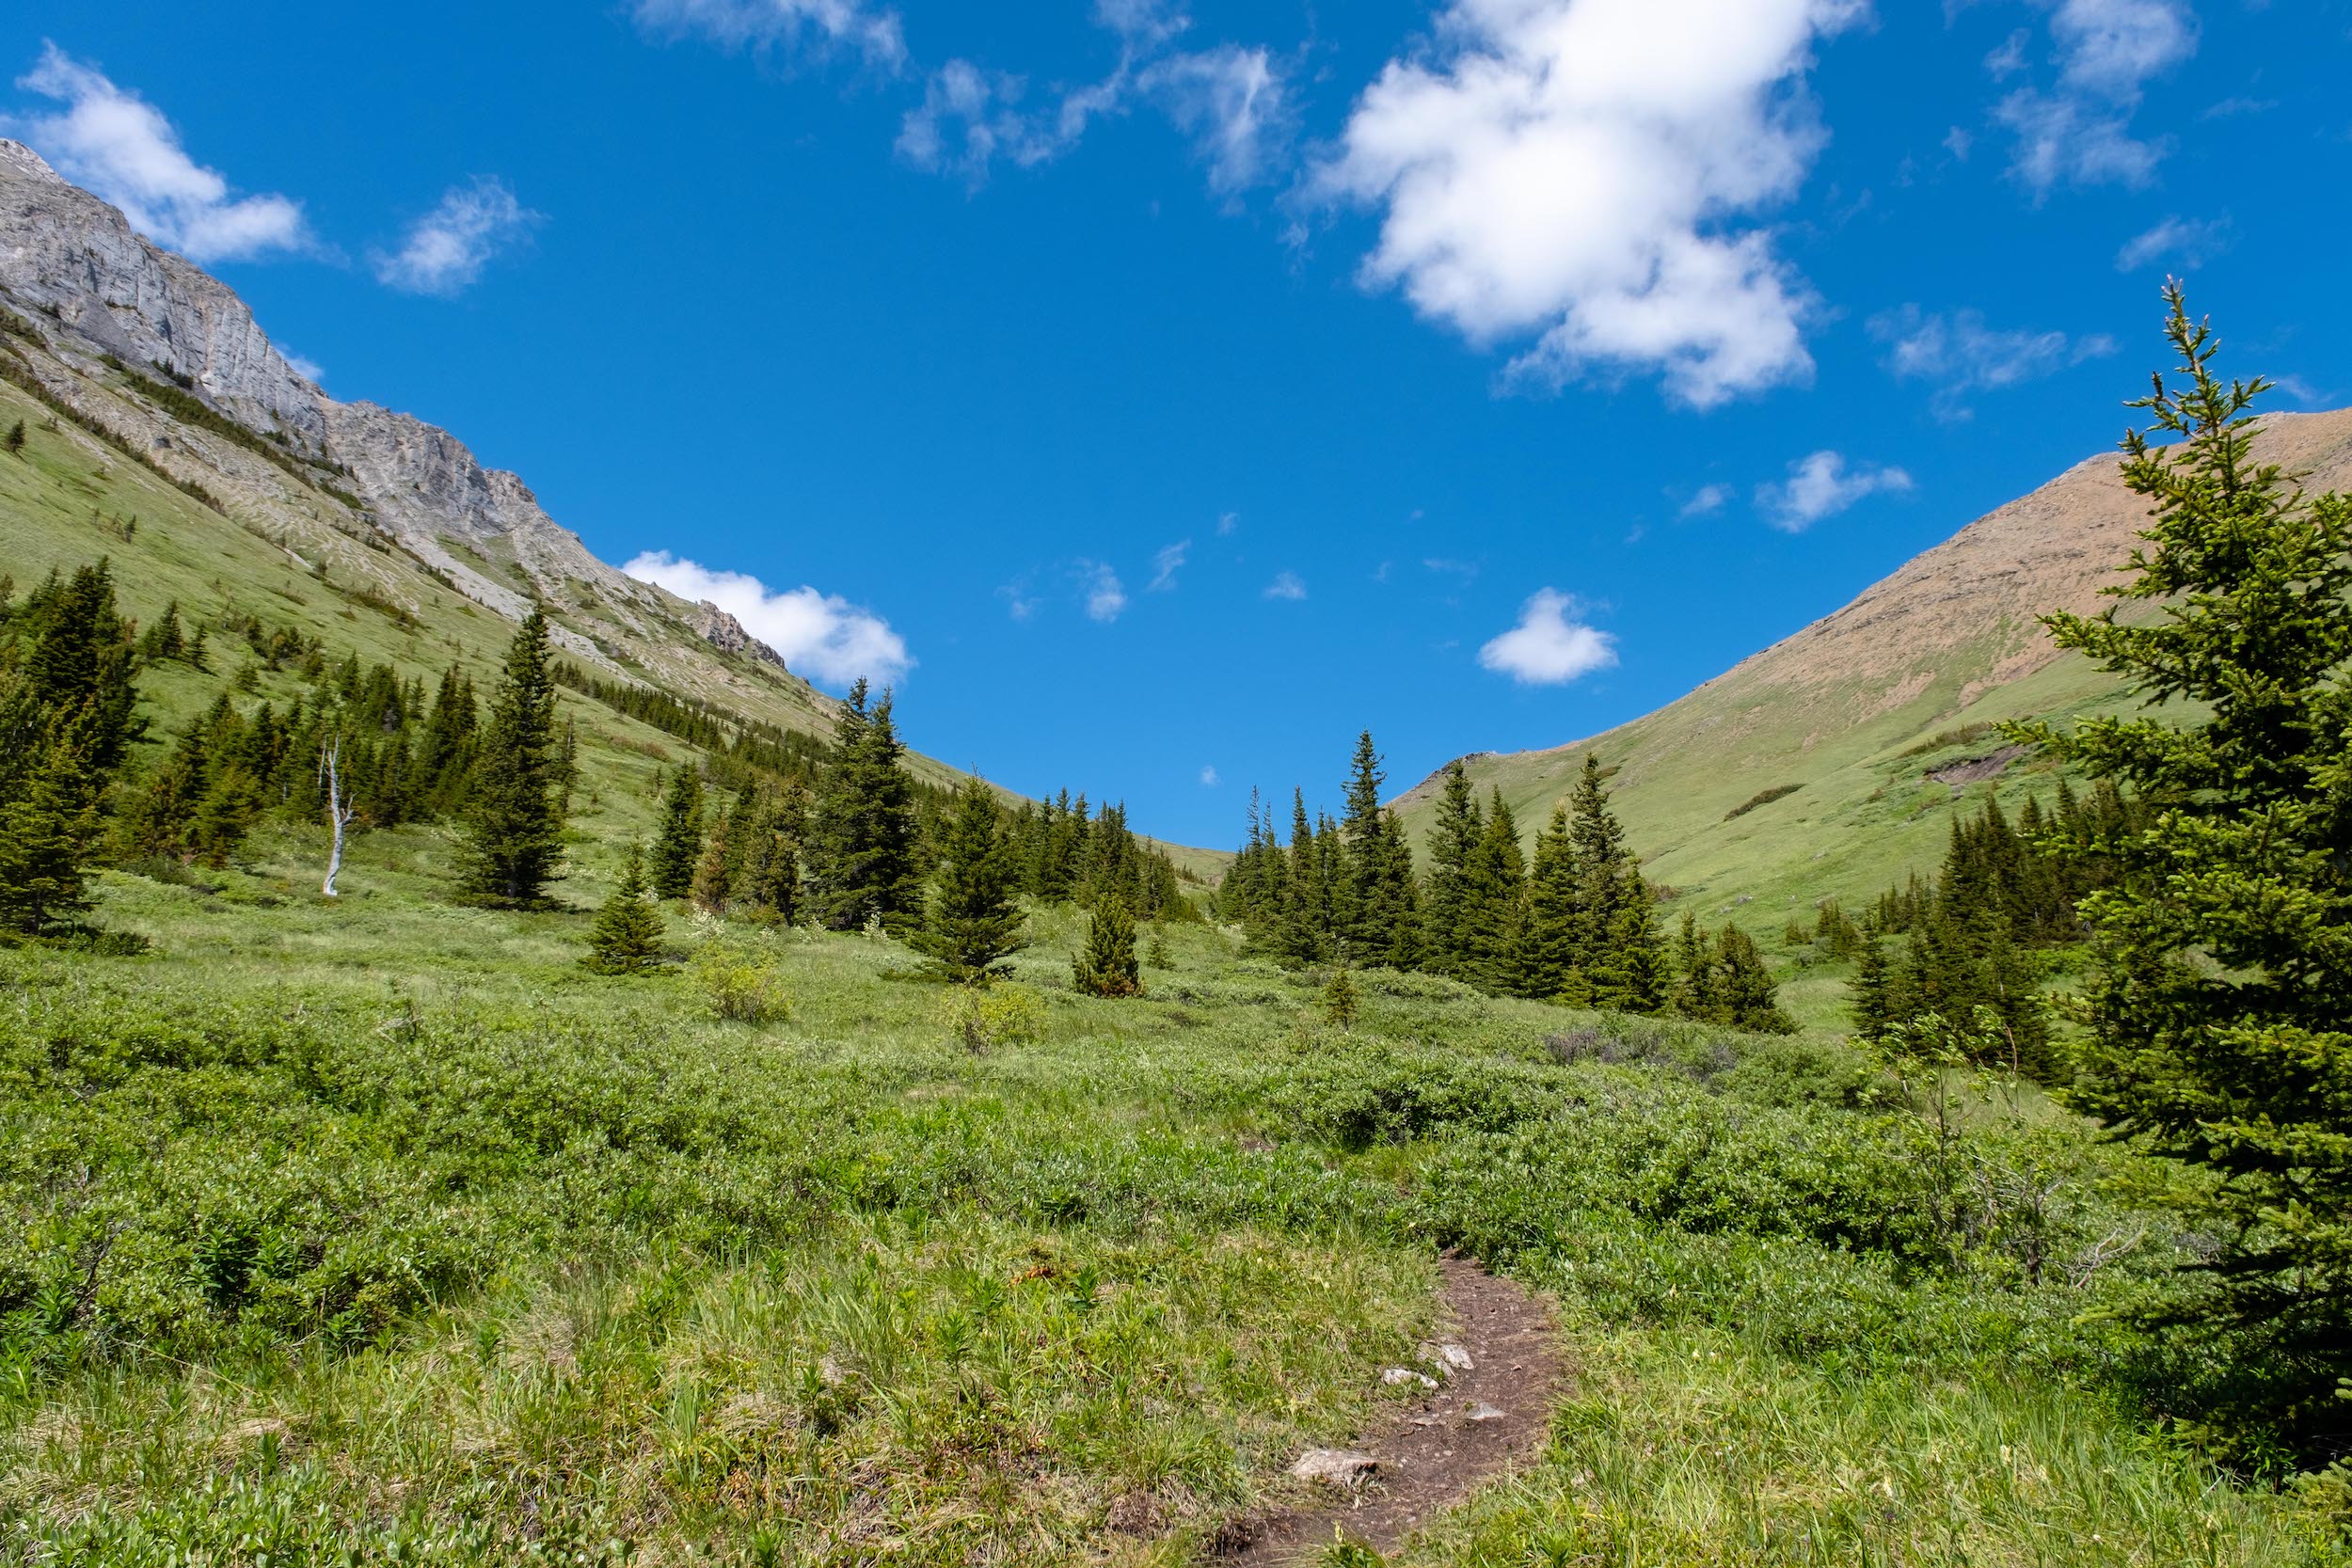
[898,3,1294,194]
[1756,451,1914,532]
[1263,570,1307,602]
[628,0,907,71]
[1216,511,1239,536]
[1147,539,1190,592]
[282,350,325,385]
[2114,214,2231,272]
[1991,0,2198,198]
[373,177,541,295]
[1478,589,1617,686]
[1079,561,1127,623]
[1199,765,1220,786]
[624,551,912,688]
[10,44,313,263]
[1680,483,1736,518]
[1317,0,1864,409]
[1868,305,2116,420]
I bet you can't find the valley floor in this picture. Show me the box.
[1,822,2344,1566]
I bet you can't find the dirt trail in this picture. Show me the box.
[1216,1255,1566,1563]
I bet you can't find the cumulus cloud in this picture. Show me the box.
[1317,0,1865,409]
[1680,483,1735,517]
[898,3,1293,192]
[1756,451,1913,532]
[373,178,542,295]
[1263,570,1307,601]
[2114,214,2230,272]
[628,0,907,70]
[624,552,912,688]
[1079,561,1127,622]
[1992,0,2198,197]
[1148,539,1190,592]
[1867,305,2116,420]
[1478,589,1617,685]
[10,44,313,263]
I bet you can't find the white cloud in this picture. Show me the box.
[1216,510,1239,535]
[282,351,325,385]
[1317,0,1865,410]
[1942,125,1973,161]
[1148,539,1190,592]
[1200,765,1220,786]
[2114,214,2230,272]
[1867,305,2116,419]
[10,44,313,263]
[624,551,912,688]
[1478,589,1617,685]
[1756,450,1913,531]
[1263,570,1307,601]
[373,178,541,296]
[1680,483,1735,517]
[1079,561,1127,622]
[628,0,907,70]
[897,4,1293,193]
[1992,0,2198,197]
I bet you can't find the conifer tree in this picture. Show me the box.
[1420,761,1484,978]
[1337,732,1415,966]
[1274,789,1334,967]
[1458,789,1526,993]
[4,420,24,456]
[584,845,665,975]
[1851,933,1895,1042]
[910,775,1029,982]
[650,767,706,901]
[457,610,566,908]
[805,680,925,931]
[0,562,142,935]
[1073,897,1144,998]
[1519,802,1582,1002]
[691,806,735,916]
[2010,291,2352,1424]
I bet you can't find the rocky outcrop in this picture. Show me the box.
[0,138,325,441]
[0,135,842,734]
[686,600,787,668]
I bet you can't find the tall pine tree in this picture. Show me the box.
[457,610,566,908]
[911,775,1029,982]
[805,680,925,932]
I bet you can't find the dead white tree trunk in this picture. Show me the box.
[320,736,358,897]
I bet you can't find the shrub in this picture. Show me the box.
[940,982,1049,1053]
[691,943,790,1024]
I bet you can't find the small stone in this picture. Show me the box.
[1464,1402,1507,1422]
[1436,1343,1476,1372]
[1382,1367,1438,1388]
[1291,1449,1379,1487]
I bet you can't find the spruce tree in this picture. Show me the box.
[805,680,924,932]
[1073,897,1144,998]
[691,805,734,916]
[910,775,1029,982]
[584,845,665,975]
[2010,290,2352,1431]
[1420,760,1484,977]
[457,610,566,908]
[1519,803,1581,1002]
[650,767,706,901]
[4,420,24,456]
[1458,789,1526,993]
[0,562,142,935]
[1337,732,1415,966]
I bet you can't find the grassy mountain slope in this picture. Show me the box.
[1397,408,2352,927]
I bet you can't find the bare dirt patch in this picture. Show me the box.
[1215,1255,1565,1564]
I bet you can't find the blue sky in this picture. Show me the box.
[7,0,2349,847]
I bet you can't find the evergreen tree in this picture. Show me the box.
[2010,291,2352,1430]
[0,562,142,935]
[691,805,735,916]
[1458,790,1526,993]
[651,767,706,900]
[4,420,23,456]
[457,610,566,907]
[1519,802,1582,1002]
[911,775,1029,982]
[1851,933,1894,1041]
[583,845,665,975]
[1337,731,1415,966]
[1073,898,1144,998]
[1274,789,1334,967]
[805,681,925,932]
[1420,761,1484,978]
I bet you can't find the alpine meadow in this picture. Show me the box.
[2,5,2352,1566]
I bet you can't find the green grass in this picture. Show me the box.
[1,810,2344,1564]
